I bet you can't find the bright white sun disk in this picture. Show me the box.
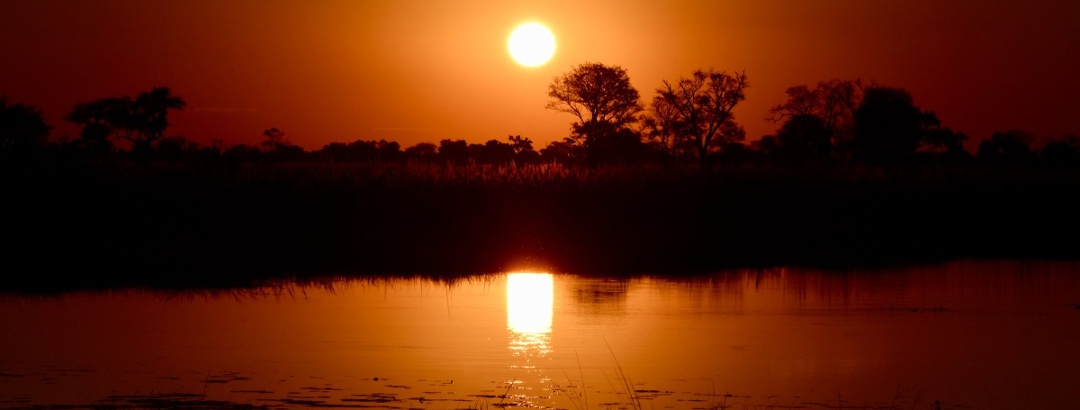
[508,23,556,67]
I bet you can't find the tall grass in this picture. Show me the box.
[5,158,1080,291]
[603,339,642,410]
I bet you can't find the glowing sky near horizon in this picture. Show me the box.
[1,0,1078,150]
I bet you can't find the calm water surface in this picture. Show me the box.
[2,260,1080,409]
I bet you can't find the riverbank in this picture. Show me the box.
[3,160,1079,291]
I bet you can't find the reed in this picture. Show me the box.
[4,158,1080,292]
[603,339,642,410]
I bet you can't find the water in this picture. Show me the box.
[2,260,1080,409]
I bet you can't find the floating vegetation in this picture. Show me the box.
[341,393,398,403]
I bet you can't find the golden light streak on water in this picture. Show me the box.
[506,272,553,335]
[506,272,553,358]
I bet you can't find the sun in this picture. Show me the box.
[508,23,556,67]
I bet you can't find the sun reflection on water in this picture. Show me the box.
[506,272,554,357]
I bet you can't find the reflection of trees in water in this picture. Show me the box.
[716,261,1080,310]
[572,279,630,316]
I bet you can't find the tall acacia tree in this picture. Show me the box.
[546,62,642,164]
[656,68,748,168]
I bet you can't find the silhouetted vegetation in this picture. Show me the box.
[3,75,1080,291]
[0,96,50,156]
[977,130,1037,166]
[655,68,749,169]
[65,87,186,159]
[546,62,643,167]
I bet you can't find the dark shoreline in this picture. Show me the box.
[4,160,1080,292]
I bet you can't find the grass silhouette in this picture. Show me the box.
[4,159,1080,292]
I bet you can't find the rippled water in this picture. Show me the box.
[2,260,1080,409]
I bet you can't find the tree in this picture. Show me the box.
[767,79,866,157]
[376,140,403,163]
[918,111,971,164]
[508,135,532,154]
[260,128,288,152]
[404,142,438,162]
[639,94,680,163]
[977,130,1036,165]
[774,114,832,160]
[131,87,186,152]
[508,135,540,164]
[320,140,370,162]
[0,97,50,153]
[65,87,185,155]
[155,135,203,162]
[852,87,924,165]
[547,62,643,165]
[479,139,515,164]
[590,127,646,166]
[65,96,126,151]
[438,139,469,164]
[1041,134,1080,167]
[539,139,583,165]
[223,143,262,163]
[258,128,304,161]
[656,68,749,168]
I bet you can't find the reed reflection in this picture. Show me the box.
[506,272,553,357]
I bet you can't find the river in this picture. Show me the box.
[2,260,1079,409]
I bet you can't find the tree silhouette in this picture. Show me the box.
[318,139,401,163]
[590,126,646,166]
[768,79,866,158]
[438,139,469,164]
[404,142,438,162]
[977,130,1036,165]
[774,114,832,160]
[65,96,126,151]
[1041,134,1080,167]
[508,135,540,164]
[852,87,924,165]
[656,68,749,168]
[376,140,402,162]
[155,135,204,162]
[640,94,680,164]
[258,128,304,161]
[65,87,185,155]
[131,87,186,152]
[479,139,515,164]
[0,97,50,153]
[547,62,642,165]
[260,128,287,152]
[539,139,583,165]
[919,111,970,164]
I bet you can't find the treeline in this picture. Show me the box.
[6,76,1080,288]
[2,65,1079,170]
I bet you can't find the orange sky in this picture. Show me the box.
[2,0,1078,150]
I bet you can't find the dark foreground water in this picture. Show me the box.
[2,260,1079,409]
